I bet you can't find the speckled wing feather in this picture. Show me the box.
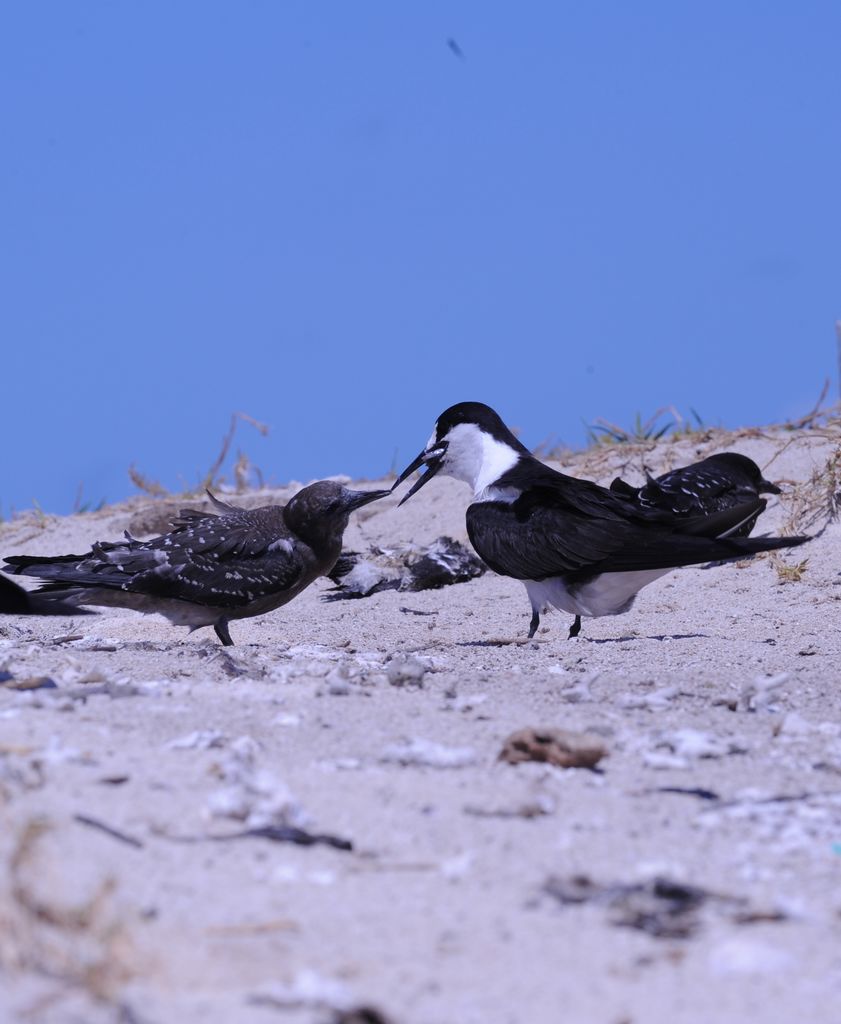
[609,455,774,533]
[6,505,308,609]
[635,467,755,515]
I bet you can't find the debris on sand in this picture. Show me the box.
[543,874,786,939]
[217,825,351,850]
[165,729,227,751]
[618,685,681,710]
[385,655,427,688]
[0,674,58,692]
[499,728,607,769]
[739,672,790,712]
[464,795,555,820]
[331,1008,397,1024]
[645,728,749,765]
[159,824,352,851]
[326,538,485,599]
[73,813,144,849]
[0,818,134,1004]
[205,735,308,829]
[380,737,478,769]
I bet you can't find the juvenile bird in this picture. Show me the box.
[393,402,807,640]
[4,483,387,645]
[609,452,780,534]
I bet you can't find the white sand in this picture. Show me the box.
[1,427,840,1024]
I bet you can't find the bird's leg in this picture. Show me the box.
[528,609,540,639]
[214,619,234,646]
[568,615,582,639]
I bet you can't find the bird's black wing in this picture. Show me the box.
[466,487,796,582]
[498,460,685,525]
[608,477,641,500]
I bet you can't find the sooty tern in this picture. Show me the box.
[4,483,387,646]
[393,402,807,640]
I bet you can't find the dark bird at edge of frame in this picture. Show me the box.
[3,482,388,646]
[0,571,95,616]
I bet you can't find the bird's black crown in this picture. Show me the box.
[434,402,531,454]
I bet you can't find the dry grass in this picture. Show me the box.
[771,556,810,584]
[128,410,270,501]
[0,818,136,1016]
[776,444,841,535]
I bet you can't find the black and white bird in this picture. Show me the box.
[3,483,387,646]
[609,452,781,536]
[393,402,807,640]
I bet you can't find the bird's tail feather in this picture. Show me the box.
[5,552,89,572]
[3,553,130,592]
[601,532,809,574]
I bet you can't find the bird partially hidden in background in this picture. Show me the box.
[609,452,780,533]
[4,483,387,646]
[0,572,95,616]
[392,402,808,641]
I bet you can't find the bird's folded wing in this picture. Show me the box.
[467,500,626,579]
[130,547,307,608]
[467,495,773,581]
[656,463,735,496]
[166,506,289,558]
[672,498,765,538]
[5,507,308,609]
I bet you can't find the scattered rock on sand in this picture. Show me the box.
[499,727,607,769]
[166,729,227,750]
[385,655,426,687]
[206,735,308,829]
[739,672,790,712]
[543,874,786,939]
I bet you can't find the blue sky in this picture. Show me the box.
[2,2,840,515]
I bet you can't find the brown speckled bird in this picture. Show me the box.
[4,482,387,645]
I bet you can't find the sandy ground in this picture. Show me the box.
[1,426,840,1024]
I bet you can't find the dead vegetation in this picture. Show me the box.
[771,556,810,584]
[129,410,270,500]
[0,818,136,1017]
[774,443,841,535]
[534,383,841,540]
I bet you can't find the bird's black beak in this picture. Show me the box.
[342,488,390,512]
[392,445,447,506]
[759,478,782,495]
